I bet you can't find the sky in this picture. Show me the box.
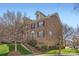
[0,3,78,28]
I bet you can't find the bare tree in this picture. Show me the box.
[63,24,75,48]
[63,24,74,40]
[1,10,25,52]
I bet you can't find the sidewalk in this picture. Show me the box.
[35,54,79,56]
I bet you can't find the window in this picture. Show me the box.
[31,31,35,40]
[49,31,52,36]
[25,25,28,29]
[37,31,45,38]
[26,24,30,29]
[37,14,40,19]
[37,21,45,28]
[31,24,35,29]
[31,31,35,34]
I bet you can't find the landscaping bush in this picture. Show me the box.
[0,44,9,55]
[40,45,48,51]
[27,39,37,47]
[7,44,15,51]
[48,46,53,50]
[48,46,59,50]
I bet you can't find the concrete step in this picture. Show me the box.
[22,43,41,54]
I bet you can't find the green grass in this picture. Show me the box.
[7,44,32,55]
[46,48,79,55]
[0,44,9,55]
[46,50,59,55]
[0,43,32,56]
[62,48,76,54]
[7,44,15,52]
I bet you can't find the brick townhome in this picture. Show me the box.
[24,11,63,48]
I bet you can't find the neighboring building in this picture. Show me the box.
[24,11,63,48]
[66,35,79,49]
[65,39,73,48]
[72,36,79,49]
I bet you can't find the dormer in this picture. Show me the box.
[35,11,46,20]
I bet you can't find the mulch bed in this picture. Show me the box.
[8,51,21,56]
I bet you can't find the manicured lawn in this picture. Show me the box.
[46,50,59,55]
[0,44,9,55]
[62,48,77,54]
[46,48,79,55]
[7,44,15,52]
[7,43,32,55]
[0,43,32,56]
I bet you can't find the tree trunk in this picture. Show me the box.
[14,41,17,52]
[58,36,62,54]
[59,39,61,54]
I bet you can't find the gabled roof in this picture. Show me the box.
[35,11,46,17]
[23,11,62,25]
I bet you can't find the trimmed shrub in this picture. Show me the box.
[40,45,47,51]
[47,46,59,50]
[0,44,9,55]
[27,39,37,47]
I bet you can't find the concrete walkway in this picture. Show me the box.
[35,54,79,56]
